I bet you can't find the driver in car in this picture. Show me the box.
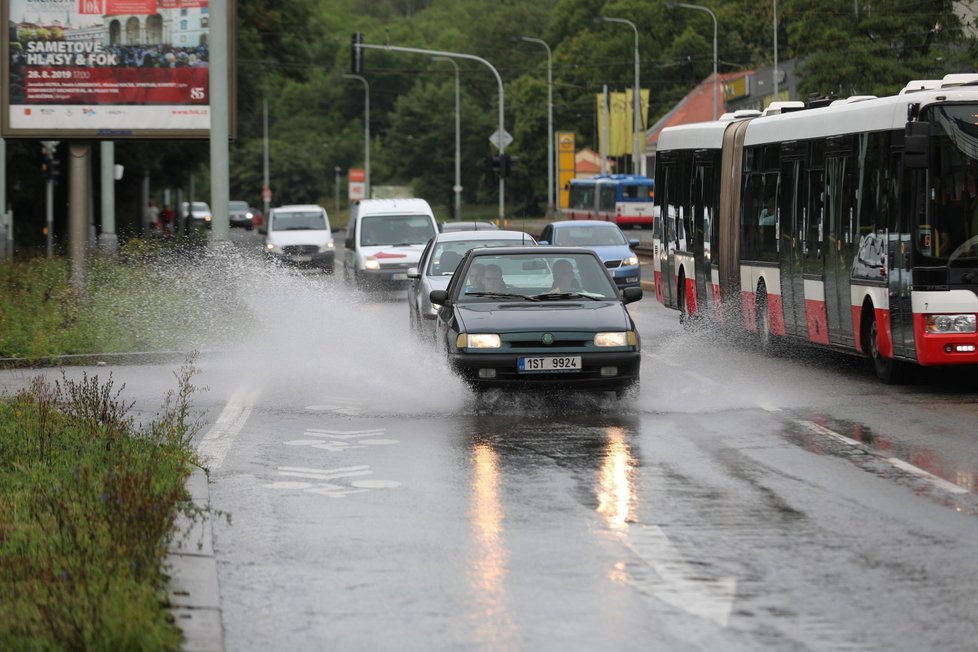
[550,259,581,293]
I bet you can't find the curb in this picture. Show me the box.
[167,467,224,652]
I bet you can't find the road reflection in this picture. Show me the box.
[468,440,518,648]
[597,425,636,531]
[791,414,978,496]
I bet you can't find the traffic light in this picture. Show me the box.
[351,32,364,74]
[486,154,514,179]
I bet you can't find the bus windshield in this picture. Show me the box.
[923,104,978,262]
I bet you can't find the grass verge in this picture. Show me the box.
[0,356,206,650]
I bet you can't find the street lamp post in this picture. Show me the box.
[355,41,507,224]
[343,74,370,199]
[516,36,554,217]
[671,3,718,121]
[432,57,462,220]
[596,15,642,174]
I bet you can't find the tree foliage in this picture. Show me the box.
[7,0,978,252]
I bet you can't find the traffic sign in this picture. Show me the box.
[489,129,513,150]
[262,185,272,202]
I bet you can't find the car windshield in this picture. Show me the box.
[553,225,627,246]
[457,252,617,302]
[272,210,327,231]
[229,201,249,211]
[427,238,533,276]
[192,202,209,212]
[360,214,435,246]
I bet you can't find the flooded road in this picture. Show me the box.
[3,234,978,650]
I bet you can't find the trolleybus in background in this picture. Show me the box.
[653,74,978,383]
[565,174,654,228]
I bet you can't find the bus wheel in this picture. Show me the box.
[756,284,775,354]
[678,274,695,330]
[866,313,905,384]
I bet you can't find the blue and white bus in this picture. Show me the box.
[565,174,654,227]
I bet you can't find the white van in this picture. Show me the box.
[344,198,438,290]
[263,204,335,272]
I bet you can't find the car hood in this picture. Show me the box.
[359,244,426,263]
[455,301,631,332]
[580,244,634,261]
[267,230,333,247]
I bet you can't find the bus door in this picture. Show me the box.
[659,158,678,309]
[692,150,715,312]
[804,142,829,344]
[824,140,855,346]
[779,148,806,338]
[891,153,919,357]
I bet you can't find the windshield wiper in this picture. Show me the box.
[529,292,602,301]
[464,291,538,301]
[390,242,419,247]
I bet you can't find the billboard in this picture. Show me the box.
[2,0,234,139]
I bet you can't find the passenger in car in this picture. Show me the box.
[465,264,486,292]
[551,259,582,293]
[482,264,507,291]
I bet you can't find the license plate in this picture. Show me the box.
[294,255,311,262]
[390,272,407,280]
[518,356,581,373]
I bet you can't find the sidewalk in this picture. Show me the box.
[167,468,224,652]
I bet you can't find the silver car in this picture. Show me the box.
[407,229,535,342]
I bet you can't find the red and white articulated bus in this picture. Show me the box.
[564,174,655,227]
[653,74,978,382]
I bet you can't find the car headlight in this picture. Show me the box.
[364,256,380,270]
[318,242,335,252]
[458,333,501,349]
[623,255,639,267]
[594,331,638,347]
[925,314,977,333]
[245,212,253,219]
[265,242,283,254]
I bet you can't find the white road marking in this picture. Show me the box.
[304,428,386,439]
[797,420,970,495]
[278,464,373,481]
[198,385,259,470]
[264,465,400,498]
[351,479,401,489]
[624,524,737,627]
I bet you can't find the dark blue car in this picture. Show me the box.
[538,220,641,289]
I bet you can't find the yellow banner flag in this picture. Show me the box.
[597,89,650,158]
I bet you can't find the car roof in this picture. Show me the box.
[434,230,534,243]
[272,204,326,213]
[551,220,619,228]
[467,245,601,257]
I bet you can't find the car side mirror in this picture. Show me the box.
[429,289,450,306]
[629,239,640,248]
[407,267,419,279]
[345,238,354,249]
[622,286,643,304]
[258,226,267,235]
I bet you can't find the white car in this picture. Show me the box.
[407,229,535,341]
[263,204,335,272]
[343,198,438,291]
[181,201,212,229]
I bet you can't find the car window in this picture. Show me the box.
[229,201,249,211]
[192,202,209,212]
[458,252,616,301]
[360,215,436,246]
[271,211,327,231]
[553,225,627,246]
[427,238,534,276]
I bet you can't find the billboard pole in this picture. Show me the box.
[209,0,230,243]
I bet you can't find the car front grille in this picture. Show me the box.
[604,259,623,269]
[283,245,319,255]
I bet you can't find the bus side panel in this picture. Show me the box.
[711,267,722,321]
[803,278,830,345]
[676,255,697,314]
[741,264,785,335]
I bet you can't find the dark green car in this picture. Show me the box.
[430,246,642,396]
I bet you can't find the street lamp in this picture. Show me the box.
[343,73,370,199]
[595,15,642,174]
[432,57,462,220]
[669,2,718,120]
[514,36,554,217]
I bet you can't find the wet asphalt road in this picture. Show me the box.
[3,229,978,650]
